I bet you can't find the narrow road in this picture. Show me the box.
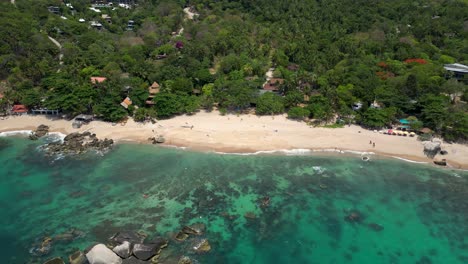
[48,36,64,68]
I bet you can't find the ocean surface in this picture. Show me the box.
[0,136,467,264]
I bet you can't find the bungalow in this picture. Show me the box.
[148,82,160,97]
[444,63,468,81]
[370,100,382,109]
[12,105,28,115]
[352,102,363,111]
[90,21,103,30]
[120,97,132,109]
[90,77,107,85]
[262,78,284,93]
[48,6,60,15]
[146,81,160,105]
[101,14,112,23]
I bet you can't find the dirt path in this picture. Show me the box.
[48,36,64,66]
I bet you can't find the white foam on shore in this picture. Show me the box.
[0,130,32,137]
[45,132,66,142]
[390,156,428,164]
[214,149,311,156]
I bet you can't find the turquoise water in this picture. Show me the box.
[1,136,467,263]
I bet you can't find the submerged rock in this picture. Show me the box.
[43,257,65,264]
[133,238,168,261]
[367,223,384,232]
[192,239,211,253]
[69,250,87,264]
[244,211,256,220]
[45,132,113,156]
[175,231,189,242]
[86,244,122,264]
[178,256,193,264]
[344,210,362,223]
[113,241,132,259]
[110,231,146,245]
[122,256,150,264]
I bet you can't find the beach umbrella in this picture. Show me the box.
[403,131,409,136]
[387,129,393,135]
[409,132,416,137]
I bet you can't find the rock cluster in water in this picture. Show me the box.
[29,125,50,140]
[39,223,210,264]
[45,132,113,155]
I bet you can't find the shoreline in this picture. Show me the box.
[1,112,467,170]
[3,128,467,171]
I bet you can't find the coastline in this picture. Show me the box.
[1,111,467,169]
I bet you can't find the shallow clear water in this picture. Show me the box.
[0,136,467,263]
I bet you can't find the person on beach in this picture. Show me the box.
[373,142,375,148]
[369,140,372,144]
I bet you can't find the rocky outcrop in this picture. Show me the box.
[113,241,132,259]
[434,159,447,166]
[178,256,193,264]
[30,124,49,140]
[133,238,168,261]
[69,250,87,264]
[192,239,211,253]
[149,135,165,144]
[86,244,122,264]
[423,140,441,158]
[43,257,65,264]
[45,132,113,156]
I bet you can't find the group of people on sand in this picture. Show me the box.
[369,140,375,148]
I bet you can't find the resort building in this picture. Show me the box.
[11,105,28,115]
[90,77,107,85]
[262,78,284,93]
[146,81,160,105]
[444,63,468,81]
[120,97,133,109]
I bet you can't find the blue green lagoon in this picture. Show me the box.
[1,135,467,263]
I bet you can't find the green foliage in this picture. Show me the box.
[360,108,396,129]
[287,107,310,120]
[284,91,303,108]
[256,92,284,115]
[306,96,333,122]
[2,0,467,141]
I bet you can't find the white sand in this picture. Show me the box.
[1,112,467,169]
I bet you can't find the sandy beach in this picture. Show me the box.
[1,111,467,169]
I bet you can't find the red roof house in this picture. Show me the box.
[90,77,107,84]
[263,78,284,91]
[12,104,28,114]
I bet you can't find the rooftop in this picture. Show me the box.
[90,77,107,84]
[444,63,468,73]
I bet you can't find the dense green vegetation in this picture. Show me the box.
[0,0,467,141]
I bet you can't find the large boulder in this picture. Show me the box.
[133,238,168,261]
[423,141,441,158]
[113,241,132,259]
[30,124,50,140]
[86,244,122,264]
[69,250,87,264]
[43,257,65,264]
[192,239,211,253]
